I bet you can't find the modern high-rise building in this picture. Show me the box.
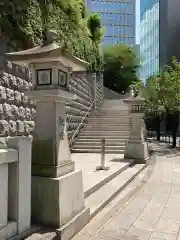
[140,0,180,82]
[86,0,136,46]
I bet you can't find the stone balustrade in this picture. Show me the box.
[0,137,32,239]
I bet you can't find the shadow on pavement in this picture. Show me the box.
[147,139,180,158]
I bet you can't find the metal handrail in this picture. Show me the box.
[70,100,95,147]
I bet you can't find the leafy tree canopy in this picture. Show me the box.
[0,0,103,71]
[103,44,140,93]
[143,56,180,116]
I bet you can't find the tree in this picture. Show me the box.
[143,57,180,147]
[87,13,104,45]
[103,44,140,93]
[142,75,164,140]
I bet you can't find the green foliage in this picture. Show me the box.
[103,44,140,93]
[0,0,103,71]
[143,56,180,115]
[130,81,143,96]
[87,13,104,44]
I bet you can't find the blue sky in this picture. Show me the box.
[136,0,140,44]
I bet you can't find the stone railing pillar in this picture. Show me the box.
[124,96,149,163]
[100,73,104,99]
[92,73,97,109]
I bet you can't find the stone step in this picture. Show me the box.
[77,136,129,140]
[86,123,131,126]
[88,120,130,123]
[86,164,146,218]
[84,160,134,198]
[71,149,125,153]
[90,116,130,119]
[95,111,129,114]
[94,112,129,116]
[84,126,130,130]
[75,140,127,144]
[73,145,125,150]
[80,131,130,135]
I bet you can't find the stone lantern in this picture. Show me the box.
[123,96,149,163]
[6,31,90,239]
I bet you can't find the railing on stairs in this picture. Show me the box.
[69,100,95,148]
[69,94,104,149]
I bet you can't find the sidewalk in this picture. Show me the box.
[73,142,180,240]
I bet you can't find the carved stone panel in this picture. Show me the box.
[57,117,65,140]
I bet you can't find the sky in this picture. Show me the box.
[136,0,140,44]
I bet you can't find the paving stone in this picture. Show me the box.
[150,232,177,240]
[71,233,90,240]
[96,224,125,240]
[122,226,152,240]
[155,219,180,235]
[110,213,136,230]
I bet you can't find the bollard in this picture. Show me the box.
[96,138,110,171]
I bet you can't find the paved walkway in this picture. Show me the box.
[72,153,126,193]
[74,143,180,240]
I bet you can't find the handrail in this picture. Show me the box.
[70,100,95,147]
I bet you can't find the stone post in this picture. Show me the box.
[124,96,149,163]
[92,73,97,109]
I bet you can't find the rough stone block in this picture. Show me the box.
[3,103,12,120]
[6,88,14,104]
[14,91,22,105]
[0,120,9,136]
[0,86,6,103]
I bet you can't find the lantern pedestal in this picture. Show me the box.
[124,141,149,164]
[124,97,149,164]
[25,89,90,239]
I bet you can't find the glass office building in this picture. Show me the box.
[140,0,159,81]
[86,0,136,46]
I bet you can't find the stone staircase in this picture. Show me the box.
[72,99,130,153]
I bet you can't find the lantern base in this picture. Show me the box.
[31,169,90,240]
[32,161,75,178]
[124,140,149,164]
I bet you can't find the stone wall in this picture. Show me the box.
[66,71,94,140]
[0,60,35,137]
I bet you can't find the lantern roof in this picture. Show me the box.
[6,30,89,71]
